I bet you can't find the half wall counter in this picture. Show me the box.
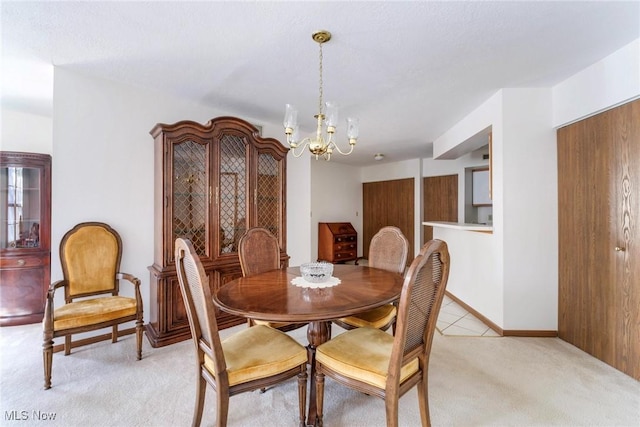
[423,221,493,233]
[422,221,501,331]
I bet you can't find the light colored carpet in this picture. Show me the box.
[1,323,638,427]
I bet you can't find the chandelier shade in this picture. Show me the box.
[284,30,359,161]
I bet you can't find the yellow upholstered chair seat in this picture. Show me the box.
[315,240,450,427]
[175,238,308,427]
[336,304,397,330]
[252,319,297,330]
[334,226,409,333]
[42,222,143,390]
[316,327,418,389]
[203,324,308,386]
[53,296,138,330]
[238,228,306,333]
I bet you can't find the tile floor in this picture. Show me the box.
[351,259,497,337]
[437,294,500,337]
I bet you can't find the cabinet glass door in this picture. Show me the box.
[1,166,41,249]
[256,153,281,241]
[218,134,247,255]
[172,140,209,258]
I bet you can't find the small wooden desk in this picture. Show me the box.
[214,264,404,426]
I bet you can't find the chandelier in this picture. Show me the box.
[283,30,359,161]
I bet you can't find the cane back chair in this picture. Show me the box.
[238,227,306,332]
[174,238,308,427]
[315,239,450,427]
[334,226,409,331]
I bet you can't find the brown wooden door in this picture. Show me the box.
[423,174,458,241]
[362,178,414,263]
[557,99,639,380]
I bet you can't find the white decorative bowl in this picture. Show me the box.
[299,262,334,283]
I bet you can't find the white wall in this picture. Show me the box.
[433,93,502,160]
[51,68,309,321]
[430,88,559,331]
[309,158,423,262]
[553,39,640,127]
[431,91,505,326]
[1,108,53,154]
[285,151,312,267]
[431,227,501,324]
[309,158,425,263]
[501,88,557,330]
[310,160,361,261]
[428,38,639,331]
[422,151,499,323]
[51,69,212,318]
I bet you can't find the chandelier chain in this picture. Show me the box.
[318,42,323,116]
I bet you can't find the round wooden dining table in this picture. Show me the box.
[214,264,404,426]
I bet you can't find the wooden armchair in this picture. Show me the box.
[175,238,308,427]
[334,226,409,331]
[42,222,143,389]
[315,239,450,427]
[237,227,306,332]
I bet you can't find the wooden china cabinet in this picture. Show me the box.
[146,116,288,347]
[0,152,51,326]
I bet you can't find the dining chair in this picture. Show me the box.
[237,227,306,332]
[42,222,143,389]
[334,226,409,332]
[314,239,450,427]
[174,238,308,427]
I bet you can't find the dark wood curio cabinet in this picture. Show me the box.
[0,152,51,326]
[146,117,288,347]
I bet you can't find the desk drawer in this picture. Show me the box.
[334,242,356,252]
[334,235,356,244]
[333,251,356,261]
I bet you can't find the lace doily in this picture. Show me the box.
[290,276,341,289]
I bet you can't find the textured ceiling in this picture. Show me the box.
[2,1,639,165]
